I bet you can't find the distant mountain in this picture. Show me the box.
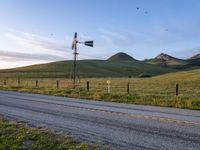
[0,54,174,78]
[188,54,200,60]
[155,53,176,61]
[107,52,135,61]
[144,53,188,67]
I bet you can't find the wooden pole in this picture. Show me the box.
[57,80,59,89]
[176,84,179,96]
[18,78,20,87]
[4,80,6,86]
[127,82,130,94]
[87,81,89,92]
[36,80,38,87]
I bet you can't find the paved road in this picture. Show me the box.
[0,90,200,150]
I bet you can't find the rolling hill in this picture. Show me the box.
[173,53,200,70]
[107,52,135,61]
[177,59,200,70]
[0,52,199,79]
[144,53,188,67]
[0,52,175,78]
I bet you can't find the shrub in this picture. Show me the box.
[138,73,152,78]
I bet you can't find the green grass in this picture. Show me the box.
[0,117,107,150]
[0,60,175,78]
[0,69,200,110]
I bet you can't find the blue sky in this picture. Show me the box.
[0,0,200,68]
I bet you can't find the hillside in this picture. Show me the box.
[152,68,200,80]
[107,52,135,61]
[189,53,200,60]
[144,53,188,67]
[1,52,200,78]
[176,58,200,70]
[171,53,200,70]
[0,59,174,78]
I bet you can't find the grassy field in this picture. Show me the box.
[0,60,175,78]
[0,69,200,110]
[0,117,107,150]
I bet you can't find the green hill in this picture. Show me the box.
[107,52,135,61]
[1,52,199,79]
[0,59,175,78]
[144,53,188,67]
[175,58,200,70]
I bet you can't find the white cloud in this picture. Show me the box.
[0,30,76,68]
[0,60,48,69]
[0,29,113,69]
[5,30,71,57]
[4,29,107,61]
[0,50,66,61]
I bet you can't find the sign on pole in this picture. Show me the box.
[107,80,111,93]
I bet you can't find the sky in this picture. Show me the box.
[0,0,200,69]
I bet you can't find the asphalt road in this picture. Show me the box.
[0,90,200,150]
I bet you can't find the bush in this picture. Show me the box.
[138,73,152,78]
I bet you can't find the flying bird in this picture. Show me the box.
[136,7,139,10]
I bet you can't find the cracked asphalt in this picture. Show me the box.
[0,90,200,150]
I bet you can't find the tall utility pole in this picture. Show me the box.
[71,32,93,89]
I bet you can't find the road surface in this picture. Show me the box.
[0,90,200,150]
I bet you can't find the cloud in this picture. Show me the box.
[4,29,105,60]
[0,50,66,61]
[5,30,71,57]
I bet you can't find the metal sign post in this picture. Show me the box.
[107,80,111,93]
[71,32,93,89]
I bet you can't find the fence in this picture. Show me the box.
[0,78,192,97]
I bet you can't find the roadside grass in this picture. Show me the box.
[0,69,200,110]
[0,117,108,150]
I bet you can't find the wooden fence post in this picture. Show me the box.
[87,81,89,92]
[127,82,130,94]
[36,80,38,87]
[18,78,20,87]
[4,80,6,86]
[57,80,59,89]
[176,84,179,96]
